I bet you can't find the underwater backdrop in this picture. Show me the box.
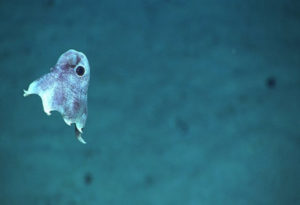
[0,0,300,204]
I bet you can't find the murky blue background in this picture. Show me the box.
[0,0,300,204]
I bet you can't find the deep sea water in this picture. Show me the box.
[0,0,299,204]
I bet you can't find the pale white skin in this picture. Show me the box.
[24,49,90,144]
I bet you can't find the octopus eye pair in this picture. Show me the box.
[76,66,85,76]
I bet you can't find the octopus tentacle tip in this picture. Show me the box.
[44,111,51,116]
[78,136,87,144]
[23,89,29,97]
[63,118,72,126]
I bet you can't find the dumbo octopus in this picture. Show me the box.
[24,49,90,144]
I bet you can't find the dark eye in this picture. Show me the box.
[76,66,85,76]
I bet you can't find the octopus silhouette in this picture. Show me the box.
[24,49,90,144]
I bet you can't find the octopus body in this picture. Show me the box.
[24,49,90,144]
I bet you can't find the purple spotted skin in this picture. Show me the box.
[24,49,90,144]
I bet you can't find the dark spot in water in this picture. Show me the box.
[84,149,95,158]
[266,76,276,89]
[175,118,189,134]
[84,172,93,185]
[45,0,55,8]
[144,175,155,187]
[217,104,236,119]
